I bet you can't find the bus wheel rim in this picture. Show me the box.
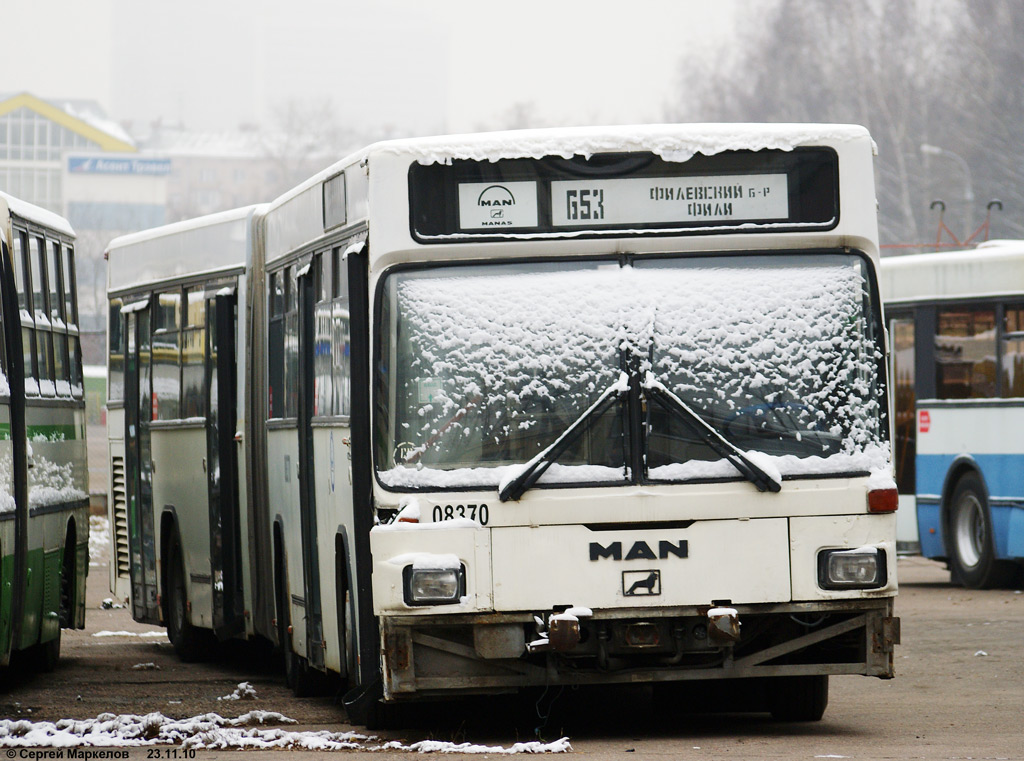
[954,493,984,569]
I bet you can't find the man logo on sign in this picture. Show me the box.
[476,185,516,226]
[478,185,515,207]
[458,181,538,230]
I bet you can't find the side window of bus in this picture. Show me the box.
[332,245,351,418]
[49,240,70,395]
[936,307,996,399]
[268,270,285,418]
[1005,305,1024,398]
[63,245,83,396]
[13,232,37,394]
[29,236,54,395]
[284,265,299,419]
[181,287,206,418]
[314,251,333,417]
[13,231,29,314]
[153,288,182,420]
[108,297,125,403]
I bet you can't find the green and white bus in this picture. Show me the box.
[0,191,89,671]
[108,125,898,724]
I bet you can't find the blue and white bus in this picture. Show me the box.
[881,240,1024,587]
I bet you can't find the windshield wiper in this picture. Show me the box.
[498,373,630,502]
[642,372,782,493]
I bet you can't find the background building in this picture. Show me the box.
[0,92,135,213]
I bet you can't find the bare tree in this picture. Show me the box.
[667,0,1024,250]
[951,1,1024,240]
[259,99,367,194]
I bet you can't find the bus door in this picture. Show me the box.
[207,290,244,638]
[123,302,160,624]
[296,266,324,669]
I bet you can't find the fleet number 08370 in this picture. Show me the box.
[432,503,490,525]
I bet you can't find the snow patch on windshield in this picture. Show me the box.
[0,447,14,513]
[380,463,628,490]
[383,257,888,489]
[647,445,888,482]
[28,454,88,508]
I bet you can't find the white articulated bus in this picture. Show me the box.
[107,124,898,725]
[1,191,89,670]
[881,241,1024,587]
[106,206,261,648]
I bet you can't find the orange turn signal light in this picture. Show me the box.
[868,488,899,513]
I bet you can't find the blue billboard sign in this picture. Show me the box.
[68,156,172,176]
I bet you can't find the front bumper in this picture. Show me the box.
[380,597,899,699]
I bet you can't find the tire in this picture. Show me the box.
[166,539,206,661]
[363,699,403,730]
[59,536,75,629]
[28,629,61,672]
[948,473,1016,589]
[284,643,320,697]
[275,554,323,697]
[768,675,829,721]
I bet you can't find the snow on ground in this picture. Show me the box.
[0,706,572,753]
[89,514,110,566]
[217,682,257,701]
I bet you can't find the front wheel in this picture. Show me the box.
[768,675,828,721]
[948,473,1016,589]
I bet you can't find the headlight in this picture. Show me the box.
[817,547,886,590]
[403,566,465,605]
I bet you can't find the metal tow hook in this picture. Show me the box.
[548,616,581,652]
[707,606,741,645]
[526,607,591,653]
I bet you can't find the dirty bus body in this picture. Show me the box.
[107,125,898,724]
[364,125,898,721]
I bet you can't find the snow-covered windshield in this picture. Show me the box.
[376,252,887,491]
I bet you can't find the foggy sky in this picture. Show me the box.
[2,0,738,137]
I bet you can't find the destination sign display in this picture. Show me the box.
[550,174,788,227]
[409,148,838,240]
